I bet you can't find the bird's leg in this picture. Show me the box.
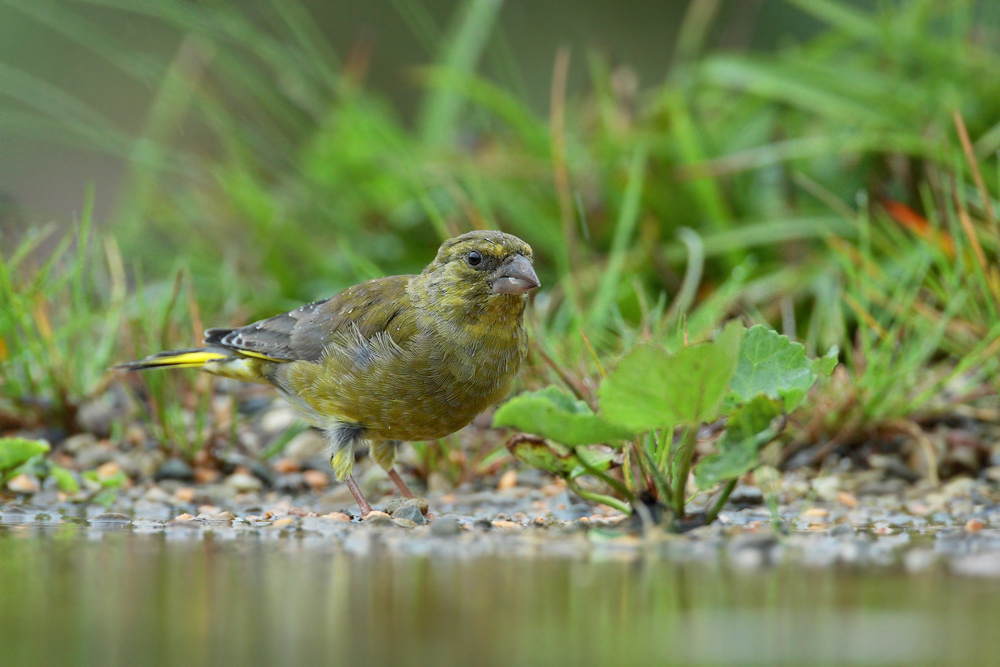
[387,468,414,498]
[344,474,373,516]
[371,439,413,497]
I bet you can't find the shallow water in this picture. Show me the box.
[3,522,1000,666]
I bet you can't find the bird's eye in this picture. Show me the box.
[466,250,483,267]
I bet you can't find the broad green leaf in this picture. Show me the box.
[600,321,744,431]
[695,396,784,488]
[730,325,838,411]
[51,465,80,494]
[82,469,127,489]
[506,437,615,480]
[813,345,840,377]
[0,438,50,475]
[493,387,635,446]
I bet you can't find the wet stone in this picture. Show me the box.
[391,503,427,525]
[0,505,32,524]
[386,497,429,524]
[88,513,132,525]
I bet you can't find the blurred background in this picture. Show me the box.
[3,0,1000,464]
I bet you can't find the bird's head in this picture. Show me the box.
[416,230,539,316]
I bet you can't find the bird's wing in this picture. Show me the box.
[203,275,416,363]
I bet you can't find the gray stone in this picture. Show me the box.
[225,472,263,493]
[392,503,427,525]
[155,458,195,482]
[386,496,428,515]
[76,396,120,438]
[62,433,97,454]
[274,473,307,493]
[430,516,462,537]
[728,485,764,507]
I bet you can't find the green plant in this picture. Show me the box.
[495,323,836,529]
[0,437,49,487]
[0,437,78,495]
[0,190,124,430]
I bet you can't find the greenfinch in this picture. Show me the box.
[118,231,539,515]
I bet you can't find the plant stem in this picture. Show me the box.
[672,425,699,517]
[704,478,738,525]
[568,479,632,515]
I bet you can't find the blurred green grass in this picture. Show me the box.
[2,0,1000,469]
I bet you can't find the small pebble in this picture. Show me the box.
[322,512,352,522]
[6,474,39,494]
[271,517,297,529]
[302,469,329,491]
[273,458,301,474]
[837,492,859,508]
[193,467,220,485]
[260,407,297,434]
[364,511,394,526]
[155,458,195,482]
[803,507,829,518]
[497,470,518,491]
[174,488,196,503]
[492,520,522,530]
[96,461,121,481]
[965,519,985,533]
[225,472,263,493]
[392,518,418,528]
[173,513,195,521]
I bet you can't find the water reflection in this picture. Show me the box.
[1,523,999,665]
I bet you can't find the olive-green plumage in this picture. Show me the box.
[118,231,539,512]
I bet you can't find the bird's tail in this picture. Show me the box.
[115,348,230,371]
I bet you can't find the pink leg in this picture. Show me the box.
[344,474,373,516]
[387,468,414,498]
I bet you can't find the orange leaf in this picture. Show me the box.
[881,199,955,258]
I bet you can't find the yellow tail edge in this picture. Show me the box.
[115,349,229,371]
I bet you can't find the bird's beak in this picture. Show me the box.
[492,254,540,295]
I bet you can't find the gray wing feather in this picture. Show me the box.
[202,276,412,363]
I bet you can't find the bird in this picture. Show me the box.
[117,230,540,516]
